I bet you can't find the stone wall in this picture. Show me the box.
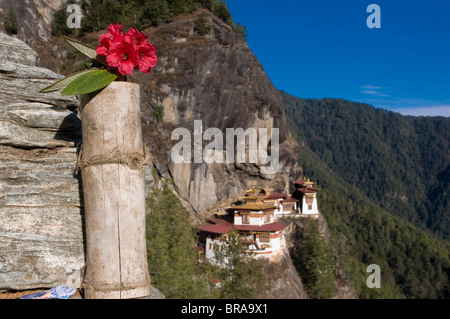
[0,32,84,290]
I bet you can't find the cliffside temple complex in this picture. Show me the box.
[197,179,320,262]
[293,178,320,216]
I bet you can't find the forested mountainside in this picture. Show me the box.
[0,0,246,44]
[282,91,450,298]
[281,92,450,240]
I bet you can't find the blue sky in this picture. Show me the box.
[225,0,450,117]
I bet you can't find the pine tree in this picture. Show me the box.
[141,0,171,26]
[4,6,18,35]
[211,230,268,299]
[146,180,210,298]
[298,219,336,299]
[194,14,211,36]
[51,4,74,36]
[234,22,247,41]
[212,0,232,25]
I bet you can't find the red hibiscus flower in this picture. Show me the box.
[106,36,138,76]
[96,23,158,76]
[96,22,124,56]
[125,27,158,73]
[126,28,148,48]
[136,43,158,74]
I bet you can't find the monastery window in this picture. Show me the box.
[259,233,270,243]
[306,196,313,210]
[242,214,250,224]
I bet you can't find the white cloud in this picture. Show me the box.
[361,85,391,97]
[361,85,383,90]
[361,90,391,97]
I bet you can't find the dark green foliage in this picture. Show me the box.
[212,1,247,40]
[197,0,214,10]
[194,14,211,36]
[282,91,450,240]
[141,0,171,27]
[50,0,243,38]
[166,0,199,16]
[49,0,246,41]
[4,6,18,35]
[233,23,247,41]
[146,181,211,298]
[290,219,336,299]
[427,165,450,240]
[321,188,450,299]
[154,106,165,122]
[79,0,139,33]
[51,4,78,36]
[282,91,450,298]
[212,0,232,25]
[211,230,268,299]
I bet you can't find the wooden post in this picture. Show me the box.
[79,82,150,299]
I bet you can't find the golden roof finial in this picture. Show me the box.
[246,181,259,194]
[214,209,226,217]
[262,184,273,195]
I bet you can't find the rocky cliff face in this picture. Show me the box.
[0,0,67,45]
[0,32,84,290]
[21,7,302,217]
[130,10,302,216]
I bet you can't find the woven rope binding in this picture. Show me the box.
[76,145,151,172]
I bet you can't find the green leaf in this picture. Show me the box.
[61,69,117,96]
[63,35,97,59]
[38,68,101,93]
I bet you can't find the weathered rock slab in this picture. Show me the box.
[0,32,84,291]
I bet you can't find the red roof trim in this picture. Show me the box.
[235,223,287,232]
[197,223,233,234]
[197,216,288,234]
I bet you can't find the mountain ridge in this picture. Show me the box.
[281,91,450,240]
[281,90,450,298]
